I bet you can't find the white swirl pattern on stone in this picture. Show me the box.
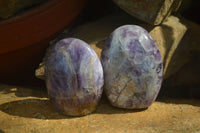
[101,25,163,109]
[45,38,104,116]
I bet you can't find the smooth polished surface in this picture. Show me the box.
[45,38,104,116]
[101,25,163,109]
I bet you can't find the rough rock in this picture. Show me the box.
[0,0,47,19]
[159,19,200,99]
[112,0,182,25]
[45,38,104,116]
[101,25,163,109]
[149,16,187,78]
[35,13,187,80]
[158,17,200,80]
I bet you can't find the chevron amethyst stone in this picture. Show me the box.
[101,25,163,109]
[45,38,104,116]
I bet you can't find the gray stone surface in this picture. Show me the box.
[112,0,182,25]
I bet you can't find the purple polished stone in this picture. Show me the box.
[45,38,104,116]
[101,25,163,109]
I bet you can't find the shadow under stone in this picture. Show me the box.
[0,99,72,119]
[0,129,5,133]
[0,95,147,119]
[157,98,200,107]
[94,95,147,115]
[158,52,200,101]
[0,84,47,98]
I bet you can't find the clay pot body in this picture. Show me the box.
[0,0,87,85]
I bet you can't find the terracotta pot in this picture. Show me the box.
[0,0,87,86]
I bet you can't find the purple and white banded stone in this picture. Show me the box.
[45,38,104,116]
[101,25,163,109]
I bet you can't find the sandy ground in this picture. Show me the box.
[0,84,200,133]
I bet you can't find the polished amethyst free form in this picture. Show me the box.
[45,38,104,116]
[101,25,163,109]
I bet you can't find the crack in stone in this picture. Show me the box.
[114,79,132,104]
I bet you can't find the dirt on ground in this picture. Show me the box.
[0,84,200,133]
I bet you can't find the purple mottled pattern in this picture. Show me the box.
[101,25,163,109]
[45,38,104,116]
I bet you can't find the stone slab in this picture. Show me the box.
[112,0,182,25]
[159,19,200,99]
[0,84,200,133]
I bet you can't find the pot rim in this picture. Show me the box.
[0,0,87,54]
